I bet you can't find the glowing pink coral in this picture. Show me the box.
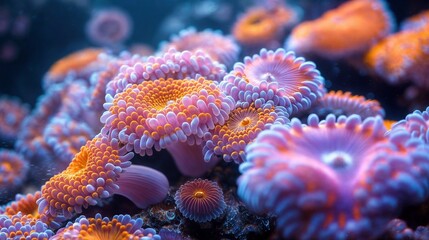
[105,48,226,97]
[37,136,168,218]
[101,77,234,176]
[225,48,325,114]
[238,114,429,239]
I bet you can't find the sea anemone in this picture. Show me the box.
[101,77,234,176]
[105,48,226,97]
[238,114,429,239]
[86,8,132,47]
[88,51,141,113]
[2,191,62,229]
[0,96,29,141]
[15,79,99,180]
[51,213,160,240]
[310,90,385,119]
[0,212,54,240]
[161,27,240,67]
[175,179,226,222]
[388,106,429,144]
[44,116,96,164]
[286,0,394,59]
[203,101,289,163]
[225,48,325,114]
[37,136,169,218]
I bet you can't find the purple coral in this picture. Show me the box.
[101,77,234,176]
[388,106,429,143]
[175,179,226,222]
[105,48,226,97]
[225,48,325,115]
[238,114,429,239]
[86,8,132,47]
[52,213,160,239]
[161,27,240,67]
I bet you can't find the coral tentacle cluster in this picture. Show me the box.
[175,179,226,223]
[51,213,160,240]
[238,114,429,239]
[225,48,325,114]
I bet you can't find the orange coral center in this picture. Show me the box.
[240,117,251,127]
[194,190,205,198]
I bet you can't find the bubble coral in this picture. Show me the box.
[0,212,54,240]
[51,213,160,240]
[0,96,29,141]
[37,136,169,218]
[311,90,385,119]
[203,101,290,163]
[238,114,429,239]
[286,0,394,59]
[86,8,132,47]
[225,48,325,114]
[175,179,226,222]
[0,149,28,192]
[161,27,240,67]
[232,4,300,48]
[43,48,105,89]
[105,48,226,97]
[365,22,429,87]
[101,77,235,176]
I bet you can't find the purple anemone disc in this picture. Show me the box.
[86,8,132,47]
[238,114,429,239]
[175,179,226,222]
[0,212,54,239]
[225,48,325,115]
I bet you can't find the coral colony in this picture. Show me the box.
[1,0,429,239]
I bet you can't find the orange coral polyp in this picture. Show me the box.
[203,102,289,163]
[101,77,234,155]
[38,136,131,218]
[286,0,393,58]
[44,48,103,87]
[233,8,277,45]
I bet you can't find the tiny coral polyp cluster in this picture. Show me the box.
[1,0,429,239]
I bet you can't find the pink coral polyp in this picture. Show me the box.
[238,114,429,239]
[226,48,325,114]
[101,77,235,155]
